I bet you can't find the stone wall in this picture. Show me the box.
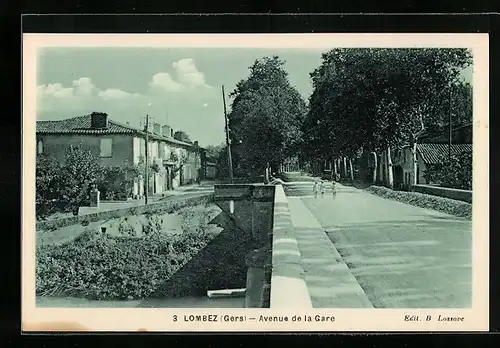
[411,184,472,203]
[36,194,214,232]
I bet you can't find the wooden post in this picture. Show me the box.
[448,87,453,164]
[222,85,234,184]
[144,114,149,204]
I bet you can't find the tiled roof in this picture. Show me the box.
[417,143,472,164]
[37,115,140,135]
[37,115,195,147]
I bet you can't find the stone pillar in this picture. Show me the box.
[89,186,100,208]
[245,245,272,308]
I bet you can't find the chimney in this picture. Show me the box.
[162,125,171,137]
[90,112,108,129]
[153,122,161,134]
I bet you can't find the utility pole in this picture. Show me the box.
[448,85,452,163]
[144,114,149,204]
[222,85,234,184]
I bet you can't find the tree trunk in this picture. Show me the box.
[386,147,394,189]
[348,158,354,182]
[371,152,377,184]
[411,142,418,186]
[342,157,348,178]
[377,153,383,184]
[333,157,338,176]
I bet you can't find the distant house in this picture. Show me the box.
[36,112,203,198]
[392,123,473,189]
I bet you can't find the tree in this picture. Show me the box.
[173,130,192,143]
[304,48,472,187]
[204,143,225,162]
[57,145,102,215]
[228,56,307,176]
[36,154,62,219]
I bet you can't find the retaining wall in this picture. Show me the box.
[270,185,313,308]
[411,184,472,203]
[36,194,214,231]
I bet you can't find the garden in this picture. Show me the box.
[36,201,223,301]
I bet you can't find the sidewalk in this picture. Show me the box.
[156,181,215,199]
[286,196,373,308]
[78,182,215,216]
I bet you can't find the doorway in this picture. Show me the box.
[394,166,404,190]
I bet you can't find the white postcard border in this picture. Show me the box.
[22,33,489,332]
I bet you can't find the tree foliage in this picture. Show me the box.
[173,130,192,143]
[228,56,307,175]
[36,154,62,219]
[423,150,472,190]
[57,146,102,215]
[36,145,102,219]
[303,48,473,166]
[203,143,224,160]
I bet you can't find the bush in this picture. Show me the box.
[424,150,472,190]
[365,185,472,219]
[36,155,61,219]
[98,166,134,201]
[36,209,220,300]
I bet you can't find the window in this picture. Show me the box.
[37,140,43,154]
[100,138,113,157]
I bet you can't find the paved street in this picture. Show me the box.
[284,180,472,308]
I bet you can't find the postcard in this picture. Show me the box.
[22,33,489,332]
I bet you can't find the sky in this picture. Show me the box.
[36,47,473,147]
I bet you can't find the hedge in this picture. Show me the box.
[365,186,472,219]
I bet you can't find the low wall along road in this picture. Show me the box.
[411,185,472,203]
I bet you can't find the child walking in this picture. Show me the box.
[320,180,325,198]
[313,181,319,198]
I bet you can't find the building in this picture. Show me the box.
[36,112,203,199]
[392,123,472,189]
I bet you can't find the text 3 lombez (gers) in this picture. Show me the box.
[173,314,336,323]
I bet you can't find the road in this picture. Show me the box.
[283,180,472,308]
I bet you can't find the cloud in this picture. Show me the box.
[36,58,217,140]
[172,58,210,88]
[149,58,211,93]
[38,77,97,99]
[149,72,184,92]
[98,88,140,100]
[72,77,95,96]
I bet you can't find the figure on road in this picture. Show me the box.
[313,180,319,198]
[320,180,325,198]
